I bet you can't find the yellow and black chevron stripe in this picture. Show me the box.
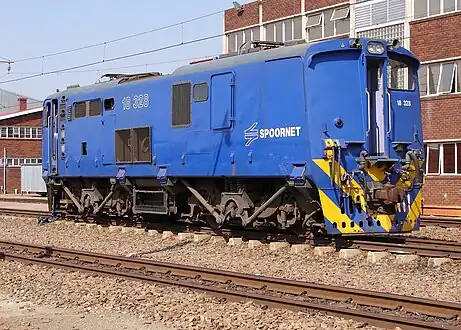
[312,139,422,235]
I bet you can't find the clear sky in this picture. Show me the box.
[0,0,244,101]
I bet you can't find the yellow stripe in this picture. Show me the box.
[366,164,387,182]
[403,190,422,231]
[313,159,366,211]
[375,214,394,232]
[318,189,364,234]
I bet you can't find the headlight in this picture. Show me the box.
[367,41,385,55]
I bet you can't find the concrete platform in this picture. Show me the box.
[0,201,48,212]
[0,194,47,204]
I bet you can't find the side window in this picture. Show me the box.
[104,98,115,111]
[74,102,87,119]
[172,82,191,127]
[193,83,209,102]
[89,99,102,117]
[44,103,51,128]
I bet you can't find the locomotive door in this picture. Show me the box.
[48,99,59,175]
[211,72,234,130]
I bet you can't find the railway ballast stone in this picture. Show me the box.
[313,246,335,256]
[228,238,243,246]
[193,234,211,242]
[133,228,146,234]
[147,229,159,236]
[396,254,420,264]
[248,240,263,249]
[86,224,97,228]
[121,227,135,233]
[339,249,362,259]
[366,251,390,264]
[427,257,452,268]
[291,244,310,253]
[162,231,175,239]
[177,233,194,241]
[211,236,226,243]
[269,242,289,251]
[108,226,122,232]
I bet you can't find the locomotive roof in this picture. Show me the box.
[172,42,311,76]
[46,42,312,100]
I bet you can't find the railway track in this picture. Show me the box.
[421,215,461,228]
[0,240,459,330]
[2,208,461,259]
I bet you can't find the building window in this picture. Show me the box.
[0,158,42,167]
[265,17,303,43]
[424,142,461,175]
[0,126,42,139]
[414,0,461,19]
[355,0,405,30]
[227,27,260,53]
[419,59,461,96]
[306,6,350,41]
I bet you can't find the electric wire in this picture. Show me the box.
[10,9,225,64]
[0,33,223,85]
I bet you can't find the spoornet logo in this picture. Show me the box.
[244,122,302,147]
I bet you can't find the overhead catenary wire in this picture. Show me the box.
[10,9,225,64]
[0,33,224,85]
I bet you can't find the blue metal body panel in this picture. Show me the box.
[42,38,425,235]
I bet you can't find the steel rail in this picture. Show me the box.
[2,209,461,259]
[0,240,460,329]
[345,236,461,260]
[421,216,461,228]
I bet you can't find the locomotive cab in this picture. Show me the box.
[306,38,424,235]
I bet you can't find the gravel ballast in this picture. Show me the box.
[0,261,377,330]
[0,216,460,304]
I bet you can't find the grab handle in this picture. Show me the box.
[386,92,392,137]
[365,90,371,137]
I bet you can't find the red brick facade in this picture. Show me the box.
[224,1,260,31]
[410,12,461,209]
[262,0,302,22]
[0,111,42,194]
[410,12,461,62]
[305,0,344,12]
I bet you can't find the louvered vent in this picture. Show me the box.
[67,105,72,121]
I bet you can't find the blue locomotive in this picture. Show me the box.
[42,37,425,236]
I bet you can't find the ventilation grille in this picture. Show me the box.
[74,102,86,118]
[67,105,72,121]
[172,83,191,127]
[89,99,102,117]
[132,127,151,163]
[115,129,131,163]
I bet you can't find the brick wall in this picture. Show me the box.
[0,111,42,193]
[305,0,344,12]
[423,177,461,207]
[410,12,461,61]
[421,94,461,140]
[411,12,461,209]
[225,1,260,31]
[224,0,347,32]
[262,0,302,22]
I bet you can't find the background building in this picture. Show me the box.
[0,88,43,194]
[224,0,461,215]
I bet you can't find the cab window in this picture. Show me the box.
[388,56,416,91]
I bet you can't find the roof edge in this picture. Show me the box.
[0,107,43,122]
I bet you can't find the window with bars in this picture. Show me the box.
[227,27,261,53]
[264,16,303,43]
[424,142,461,175]
[0,126,42,139]
[355,0,405,30]
[414,0,461,19]
[419,60,461,96]
[306,6,350,42]
[0,158,42,167]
